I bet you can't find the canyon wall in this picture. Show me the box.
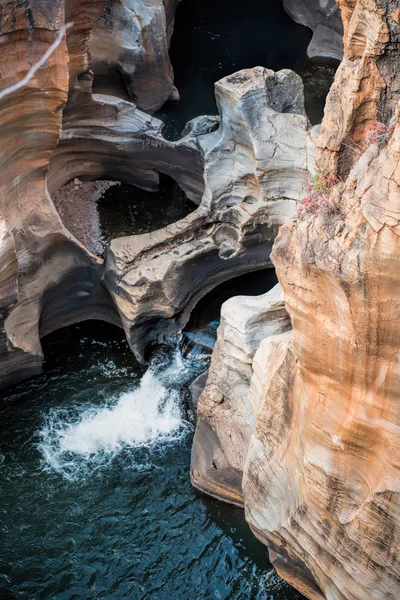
[0,0,312,387]
[192,1,400,599]
[0,0,119,388]
[3,2,399,596]
[316,0,400,177]
[89,0,180,112]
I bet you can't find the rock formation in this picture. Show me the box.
[89,0,181,113]
[0,0,311,389]
[4,1,400,597]
[192,1,400,599]
[0,0,120,389]
[316,0,400,177]
[243,115,400,600]
[283,0,344,60]
[104,67,310,359]
[191,284,292,506]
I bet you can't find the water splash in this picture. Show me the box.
[38,350,206,481]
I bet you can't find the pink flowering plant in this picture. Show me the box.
[365,120,394,146]
[297,173,340,218]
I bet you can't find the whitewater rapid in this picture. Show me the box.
[38,350,204,480]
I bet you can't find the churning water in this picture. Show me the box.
[38,350,201,482]
[0,316,303,600]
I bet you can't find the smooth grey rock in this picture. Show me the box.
[191,283,292,504]
[103,67,310,360]
[89,0,180,112]
[283,0,343,60]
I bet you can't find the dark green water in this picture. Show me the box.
[98,175,196,243]
[156,0,339,139]
[0,274,304,600]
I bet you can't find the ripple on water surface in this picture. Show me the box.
[0,322,304,599]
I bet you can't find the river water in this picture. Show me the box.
[0,307,304,599]
[0,0,338,597]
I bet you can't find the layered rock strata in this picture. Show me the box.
[0,0,312,390]
[191,284,292,506]
[104,67,310,359]
[316,0,400,177]
[89,0,180,112]
[48,92,205,202]
[0,0,120,389]
[242,114,400,600]
[192,1,400,599]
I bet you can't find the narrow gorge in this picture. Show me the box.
[0,1,399,599]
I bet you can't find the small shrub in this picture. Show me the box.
[297,173,340,218]
[365,120,394,146]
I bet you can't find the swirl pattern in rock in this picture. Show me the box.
[104,67,310,359]
[191,2,400,599]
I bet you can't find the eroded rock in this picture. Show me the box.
[191,284,292,506]
[283,0,344,60]
[89,0,180,112]
[192,2,400,599]
[0,0,119,388]
[316,0,400,177]
[104,67,310,359]
[244,110,400,600]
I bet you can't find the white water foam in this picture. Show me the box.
[38,350,202,480]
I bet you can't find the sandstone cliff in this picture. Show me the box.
[0,0,119,388]
[192,1,400,599]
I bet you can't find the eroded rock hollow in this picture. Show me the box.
[1,0,399,599]
[0,0,312,383]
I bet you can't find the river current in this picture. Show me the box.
[0,313,304,599]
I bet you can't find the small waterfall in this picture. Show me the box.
[38,349,207,481]
[180,320,220,361]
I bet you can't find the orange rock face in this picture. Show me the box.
[242,1,400,598]
[0,0,116,388]
[316,0,400,177]
[191,1,400,598]
[0,0,186,388]
[245,120,400,599]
